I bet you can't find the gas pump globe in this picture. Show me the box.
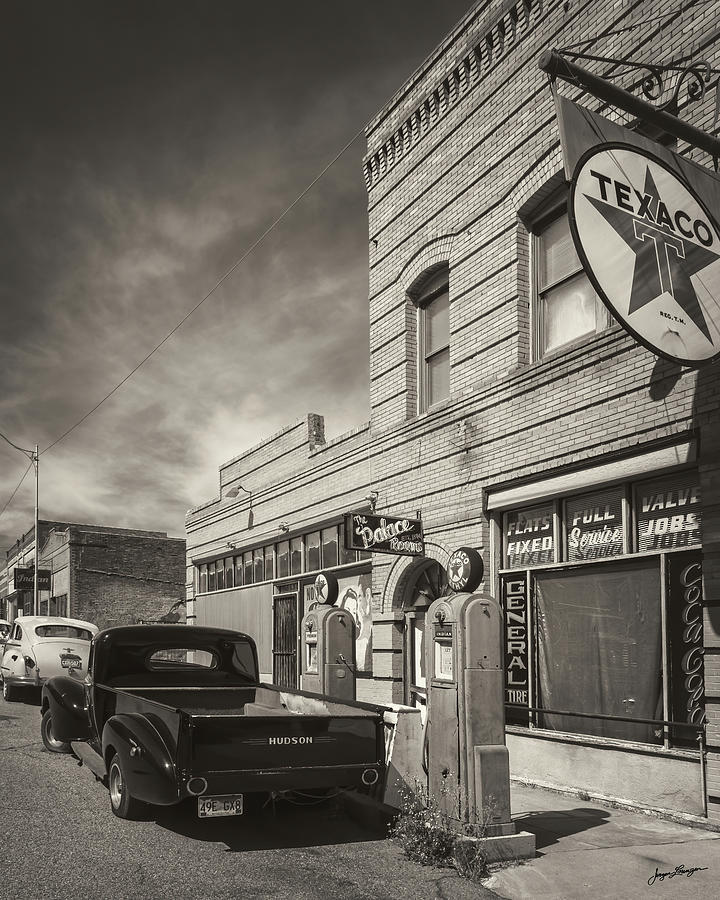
[424,547,535,858]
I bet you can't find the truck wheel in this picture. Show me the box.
[41,709,71,753]
[2,678,17,702]
[108,753,144,820]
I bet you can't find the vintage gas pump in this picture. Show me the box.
[425,547,535,857]
[300,571,357,700]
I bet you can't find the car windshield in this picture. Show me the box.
[34,625,93,641]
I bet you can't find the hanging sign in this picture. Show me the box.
[343,512,424,556]
[556,97,720,367]
[13,568,51,591]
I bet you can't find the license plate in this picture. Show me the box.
[61,658,82,669]
[198,795,243,818]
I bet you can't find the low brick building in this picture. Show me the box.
[187,0,720,824]
[2,521,186,630]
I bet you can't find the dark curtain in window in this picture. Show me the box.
[535,560,662,743]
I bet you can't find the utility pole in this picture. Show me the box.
[33,444,39,616]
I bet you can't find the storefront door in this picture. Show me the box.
[272,592,298,688]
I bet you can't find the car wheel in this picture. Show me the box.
[108,753,145,820]
[41,709,72,753]
[2,678,17,702]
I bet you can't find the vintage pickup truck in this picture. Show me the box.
[41,624,384,820]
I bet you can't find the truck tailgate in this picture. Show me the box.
[190,713,382,773]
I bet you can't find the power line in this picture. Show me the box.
[0,462,33,520]
[41,124,367,456]
[0,430,34,457]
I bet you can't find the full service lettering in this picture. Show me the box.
[567,503,622,558]
[588,169,715,249]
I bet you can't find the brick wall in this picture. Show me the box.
[361,0,720,820]
[68,528,186,630]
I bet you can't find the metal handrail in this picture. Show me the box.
[504,703,705,733]
[505,703,708,817]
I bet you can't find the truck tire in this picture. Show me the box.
[108,753,145,820]
[41,709,72,753]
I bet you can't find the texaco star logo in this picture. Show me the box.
[314,573,329,603]
[570,144,720,366]
[447,550,470,591]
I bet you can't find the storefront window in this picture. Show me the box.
[199,564,208,593]
[565,486,624,561]
[208,561,216,592]
[264,545,274,581]
[322,527,338,568]
[216,560,225,590]
[535,560,662,743]
[634,473,701,553]
[234,556,243,588]
[243,551,253,586]
[500,470,705,749]
[290,537,303,575]
[225,557,234,589]
[253,548,264,583]
[504,503,554,568]
[277,541,289,579]
[306,531,321,572]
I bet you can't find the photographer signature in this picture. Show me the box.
[648,863,709,885]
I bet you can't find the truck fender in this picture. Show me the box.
[41,676,91,743]
[102,714,179,806]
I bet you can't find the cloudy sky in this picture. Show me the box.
[0,0,471,550]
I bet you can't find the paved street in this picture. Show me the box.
[0,693,495,900]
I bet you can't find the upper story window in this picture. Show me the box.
[535,209,610,358]
[417,269,449,411]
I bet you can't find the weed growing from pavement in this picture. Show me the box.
[388,780,500,883]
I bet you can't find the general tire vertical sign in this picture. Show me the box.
[666,549,706,746]
[500,573,531,726]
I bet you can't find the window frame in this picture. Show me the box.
[532,203,610,360]
[497,469,703,752]
[416,272,450,413]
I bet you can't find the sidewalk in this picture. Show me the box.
[483,782,720,900]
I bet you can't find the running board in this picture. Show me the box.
[71,742,107,781]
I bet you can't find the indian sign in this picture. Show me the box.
[343,512,424,557]
[13,568,51,591]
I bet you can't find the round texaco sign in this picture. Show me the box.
[569,143,720,366]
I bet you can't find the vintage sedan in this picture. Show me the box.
[1,615,98,703]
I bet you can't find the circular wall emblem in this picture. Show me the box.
[314,571,338,605]
[570,143,720,366]
[446,547,484,593]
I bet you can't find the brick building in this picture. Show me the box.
[186,0,720,823]
[1,520,186,630]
